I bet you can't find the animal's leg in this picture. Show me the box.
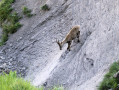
[67,41,71,51]
[77,35,80,42]
[77,31,80,42]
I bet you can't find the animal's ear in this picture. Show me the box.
[56,39,59,45]
[56,40,62,50]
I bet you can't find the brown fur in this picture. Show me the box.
[56,25,80,51]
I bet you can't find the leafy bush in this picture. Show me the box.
[98,61,119,90]
[0,0,16,24]
[22,6,33,17]
[0,0,22,46]
[2,22,22,34]
[0,32,8,46]
[41,4,50,11]
[0,71,64,90]
[8,12,21,24]
[0,71,38,90]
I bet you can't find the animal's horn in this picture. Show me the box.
[56,39,59,44]
[56,39,62,50]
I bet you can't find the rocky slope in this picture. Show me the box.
[0,0,119,90]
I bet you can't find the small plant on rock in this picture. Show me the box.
[0,71,39,90]
[41,4,50,11]
[98,61,119,90]
[0,0,22,46]
[0,71,64,90]
[22,6,33,18]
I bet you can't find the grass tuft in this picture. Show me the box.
[0,71,38,90]
[98,61,119,90]
[22,6,33,18]
[0,71,64,90]
[0,0,22,46]
[41,4,50,11]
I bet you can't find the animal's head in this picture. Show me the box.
[56,40,62,50]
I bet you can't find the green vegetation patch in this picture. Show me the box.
[0,71,64,90]
[52,86,64,90]
[98,61,119,90]
[22,6,33,18]
[41,4,50,11]
[0,71,38,90]
[0,0,22,46]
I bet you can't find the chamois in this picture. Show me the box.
[56,25,80,51]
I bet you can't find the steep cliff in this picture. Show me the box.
[0,0,119,90]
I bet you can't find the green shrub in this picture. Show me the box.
[0,32,8,46]
[0,71,38,90]
[0,0,15,23]
[22,6,33,17]
[98,61,119,90]
[2,22,22,34]
[0,0,22,46]
[8,12,21,24]
[41,4,50,11]
[0,71,64,90]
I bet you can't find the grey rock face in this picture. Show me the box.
[0,0,119,90]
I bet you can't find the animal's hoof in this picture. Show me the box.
[67,49,70,51]
[60,48,62,50]
[43,82,47,87]
[77,40,80,42]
